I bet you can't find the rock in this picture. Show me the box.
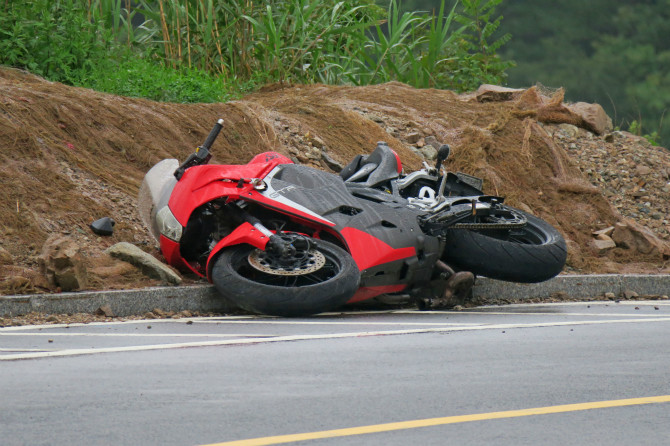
[623,290,639,299]
[424,136,439,149]
[406,132,422,144]
[39,236,88,291]
[592,226,615,237]
[96,305,115,317]
[89,261,137,278]
[635,165,652,176]
[0,246,13,265]
[604,292,616,299]
[611,220,670,258]
[307,134,325,149]
[2,276,32,293]
[305,147,321,160]
[105,242,182,285]
[420,145,438,161]
[475,84,525,102]
[153,308,166,317]
[565,102,613,135]
[558,124,580,138]
[593,237,616,254]
[596,233,616,243]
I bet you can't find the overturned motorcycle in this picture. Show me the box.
[139,120,567,316]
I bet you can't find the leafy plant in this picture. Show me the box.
[0,0,110,84]
[628,120,661,146]
[0,0,514,102]
[450,0,513,90]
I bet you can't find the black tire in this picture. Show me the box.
[441,208,567,283]
[211,238,360,317]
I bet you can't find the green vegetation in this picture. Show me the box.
[0,0,511,103]
[495,0,669,146]
[402,0,669,146]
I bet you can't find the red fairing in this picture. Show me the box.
[168,152,293,225]
[205,222,270,281]
[390,148,402,174]
[339,227,415,271]
[159,235,193,272]
[348,285,407,303]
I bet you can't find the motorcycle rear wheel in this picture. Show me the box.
[211,238,359,317]
[441,208,567,283]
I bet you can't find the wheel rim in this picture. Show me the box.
[503,224,549,245]
[231,246,341,287]
[462,210,550,246]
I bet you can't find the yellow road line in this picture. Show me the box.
[203,395,670,446]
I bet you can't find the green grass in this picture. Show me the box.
[81,56,233,103]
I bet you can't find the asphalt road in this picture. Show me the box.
[2,301,670,445]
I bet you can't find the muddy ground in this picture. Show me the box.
[1,67,669,298]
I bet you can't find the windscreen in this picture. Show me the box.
[138,159,179,241]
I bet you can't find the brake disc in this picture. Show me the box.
[248,249,326,276]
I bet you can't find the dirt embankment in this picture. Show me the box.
[1,68,669,295]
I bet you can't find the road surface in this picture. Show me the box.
[2,301,669,445]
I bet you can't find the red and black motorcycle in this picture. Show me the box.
[139,120,566,316]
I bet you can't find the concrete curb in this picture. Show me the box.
[0,285,233,317]
[1,275,669,317]
[474,274,670,301]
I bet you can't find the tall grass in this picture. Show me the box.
[0,0,512,101]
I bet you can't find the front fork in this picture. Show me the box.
[205,202,316,279]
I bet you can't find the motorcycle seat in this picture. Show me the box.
[340,142,402,188]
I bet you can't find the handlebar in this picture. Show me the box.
[202,118,224,150]
[174,119,224,180]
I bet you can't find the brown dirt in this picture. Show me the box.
[1,68,669,297]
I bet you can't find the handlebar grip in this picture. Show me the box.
[201,119,224,150]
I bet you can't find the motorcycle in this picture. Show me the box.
[139,119,567,316]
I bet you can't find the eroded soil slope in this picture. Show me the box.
[1,68,669,295]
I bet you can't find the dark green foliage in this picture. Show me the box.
[495,0,669,145]
[450,0,513,90]
[402,0,669,146]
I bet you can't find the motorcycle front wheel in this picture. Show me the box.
[441,208,567,283]
[211,238,360,317]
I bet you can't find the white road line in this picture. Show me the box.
[191,320,485,326]
[3,316,670,361]
[0,317,230,332]
[0,333,275,338]
[476,301,670,308]
[0,348,55,352]
[443,311,668,317]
